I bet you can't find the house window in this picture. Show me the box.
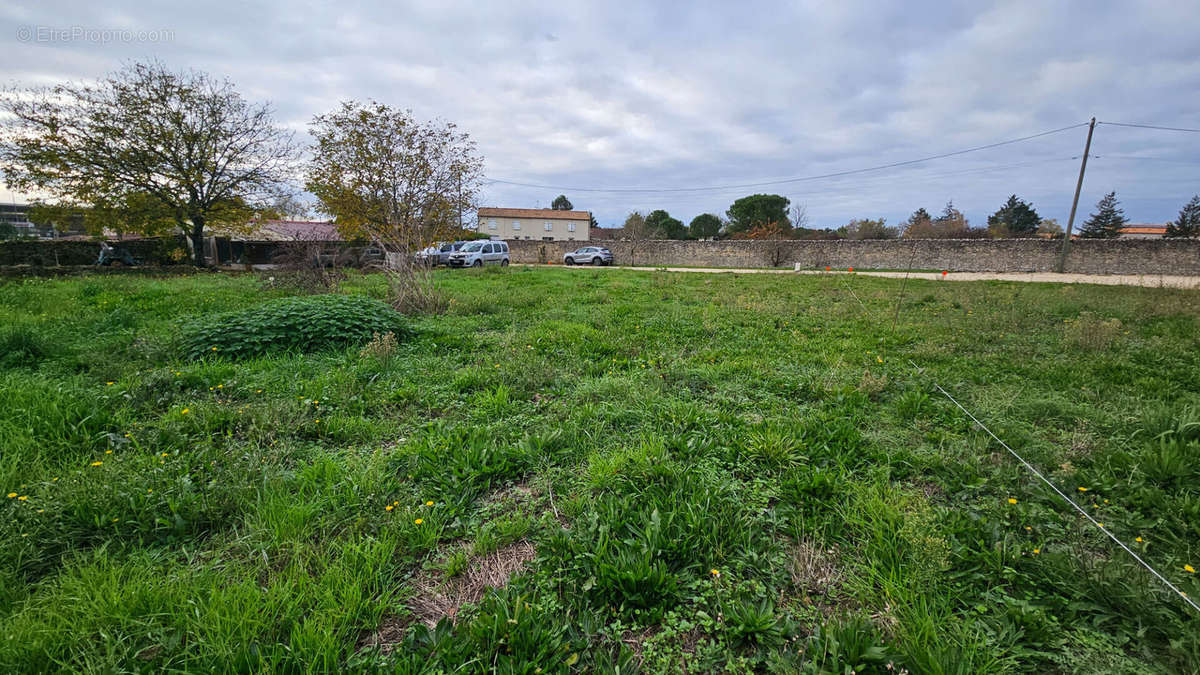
[544,222,553,231]
[487,219,497,230]
[568,222,576,232]
[512,220,521,230]
[542,236,554,241]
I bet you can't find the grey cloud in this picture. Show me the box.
[1,0,1198,228]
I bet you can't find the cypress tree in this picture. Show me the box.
[1079,191,1128,239]
[1165,195,1200,238]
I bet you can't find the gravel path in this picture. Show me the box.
[534,264,1200,289]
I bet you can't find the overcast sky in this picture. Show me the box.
[3,1,1199,229]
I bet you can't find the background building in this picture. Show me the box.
[1118,223,1167,239]
[477,207,591,242]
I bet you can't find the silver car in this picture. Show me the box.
[563,246,613,266]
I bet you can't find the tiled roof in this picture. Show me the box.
[1120,224,1168,235]
[478,207,592,221]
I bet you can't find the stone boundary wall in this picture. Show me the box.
[507,238,1200,276]
[0,237,189,267]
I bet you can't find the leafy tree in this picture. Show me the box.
[1079,191,1128,239]
[306,100,483,312]
[904,201,969,238]
[1165,195,1200,238]
[1037,218,1063,238]
[29,192,180,240]
[842,218,898,240]
[645,209,686,239]
[730,221,791,240]
[726,194,791,235]
[0,62,299,265]
[688,213,722,239]
[987,195,1040,238]
[551,195,573,211]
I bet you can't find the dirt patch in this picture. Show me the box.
[621,625,662,666]
[482,480,537,508]
[409,539,537,627]
[363,539,539,653]
[788,540,844,612]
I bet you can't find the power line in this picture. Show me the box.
[485,123,1088,194]
[534,156,1079,209]
[1099,121,1200,134]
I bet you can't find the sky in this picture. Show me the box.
[2,0,1199,229]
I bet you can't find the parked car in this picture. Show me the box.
[447,240,510,268]
[563,246,613,266]
[432,241,471,266]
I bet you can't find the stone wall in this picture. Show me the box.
[0,237,189,267]
[507,238,1200,275]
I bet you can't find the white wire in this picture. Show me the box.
[906,359,1200,613]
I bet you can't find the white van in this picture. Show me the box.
[447,240,510,268]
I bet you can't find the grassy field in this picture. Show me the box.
[0,267,1198,673]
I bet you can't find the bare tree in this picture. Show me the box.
[0,62,299,265]
[271,229,346,294]
[789,202,810,232]
[305,101,484,313]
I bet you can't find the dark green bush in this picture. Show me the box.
[0,325,55,369]
[180,294,406,360]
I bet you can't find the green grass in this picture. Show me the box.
[0,268,1198,673]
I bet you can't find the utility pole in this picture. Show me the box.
[1057,117,1096,272]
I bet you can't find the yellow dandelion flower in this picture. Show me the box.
[385,505,394,511]
[90,461,103,467]
[161,452,168,457]
[393,501,399,506]
[17,495,28,501]
[36,509,44,513]
[181,408,190,415]
[414,518,423,525]
[314,419,320,424]
[1077,487,1088,492]
[1097,523,1104,528]
[1032,548,1040,555]
[1136,537,1143,543]
[1186,564,1196,574]
[255,389,262,393]
[1007,498,1017,504]
[105,450,113,455]
[876,356,883,364]
[6,493,16,499]
[425,500,434,506]
[211,346,218,351]
[1025,526,1032,531]
[106,381,114,386]
[710,569,721,577]
[217,384,223,389]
